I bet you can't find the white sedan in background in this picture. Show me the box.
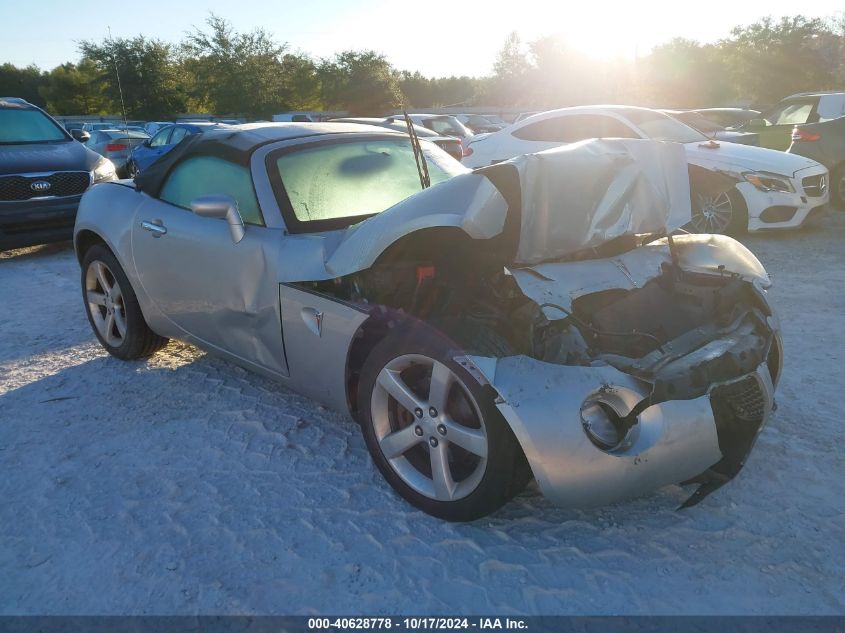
[464,106,829,234]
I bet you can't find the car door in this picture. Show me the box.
[130,153,289,377]
[757,99,818,150]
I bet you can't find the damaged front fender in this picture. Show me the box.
[462,355,774,508]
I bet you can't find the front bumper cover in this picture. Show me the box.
[461,355,775,509]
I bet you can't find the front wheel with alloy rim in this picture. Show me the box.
[689,187,747,235]
[358,325,530,521]
[81,244,168,360]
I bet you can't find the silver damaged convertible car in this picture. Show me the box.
[73,123,782,521]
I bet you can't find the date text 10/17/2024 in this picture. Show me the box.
[307,618,528,630]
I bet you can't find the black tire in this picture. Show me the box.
[689,186,748,236]
[127,160,139,179]
[357,322,530,521]
[831,163,845,208]
[81,244,168,360]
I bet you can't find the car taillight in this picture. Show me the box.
[105,143,129,151]
[792,127,820,142]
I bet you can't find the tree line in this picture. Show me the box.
[1,13,844,120]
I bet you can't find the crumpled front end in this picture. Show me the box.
[460,233,782,508]
[463,355,776,508]
[286,138,782,509]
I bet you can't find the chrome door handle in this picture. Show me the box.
[141,220,167,236]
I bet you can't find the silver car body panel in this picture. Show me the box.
[278,285,369,413]
[508,139,692,266]
[129,195,290,377]
[464,355,774,507]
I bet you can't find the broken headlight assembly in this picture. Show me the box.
[580,396,636,452]
[742,171,794,193]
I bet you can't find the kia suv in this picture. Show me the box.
[0,97,116,250]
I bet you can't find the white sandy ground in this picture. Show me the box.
[0,212,844,616]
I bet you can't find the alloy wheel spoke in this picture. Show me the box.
[443,417,487,458]
[377,368,424,416]
[104,312,116,341]
[429,441,455,501]
[113,309,127,337]
[87,291,107,306]
[94,262,111,294]
[427,361,453,414]
[379,424,422,459]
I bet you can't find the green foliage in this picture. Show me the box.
[6,12,845,119]
[182,14,298,119]
[319,50,402,115]
[720,15,839,105]
[80,36,187,119]
[40,60,106,115]
[0,63,47,107]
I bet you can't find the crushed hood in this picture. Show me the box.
[499,138,692,265]
[283,138,694,282]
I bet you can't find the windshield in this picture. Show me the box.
[103,130,150,139]
[672,111,723,134]
[425,116,472,137]
[274,138,466,228]
[466,115,495,127]
[622,109,708,143]
[0,107,69,144]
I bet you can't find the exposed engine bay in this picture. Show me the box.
[286,139,781,509]
[295,229,780,508]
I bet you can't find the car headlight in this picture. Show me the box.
[742,172,794,193]
[581,398,628,451]
[92,157,117,183]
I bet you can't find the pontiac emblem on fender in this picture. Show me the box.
[30,180,51,193]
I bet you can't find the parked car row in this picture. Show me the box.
[464,105,830,234]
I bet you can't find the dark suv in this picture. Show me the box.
[0,97,116,250]
[784,92,845,205]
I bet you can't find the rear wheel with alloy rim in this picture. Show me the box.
[689,187,747,235]
[358,324,530,521]
[81,244,168,360]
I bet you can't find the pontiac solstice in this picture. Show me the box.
[73,123,782,520]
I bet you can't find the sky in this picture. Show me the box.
[2,0,844,77]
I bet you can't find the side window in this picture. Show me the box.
[768,101,816,126]
[159,156,263,226]
[150,127,172,147]
[512,115,638,143]
[169,126,189,144]
[599,116,640,138]
[816,95,845,122]
[512,116,571,142]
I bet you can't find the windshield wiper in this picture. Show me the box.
[402,109,430,190]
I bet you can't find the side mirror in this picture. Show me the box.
[71,129,90,142]
[142,139,151,147]
[745,118,767,129]
[190,194,245,243]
